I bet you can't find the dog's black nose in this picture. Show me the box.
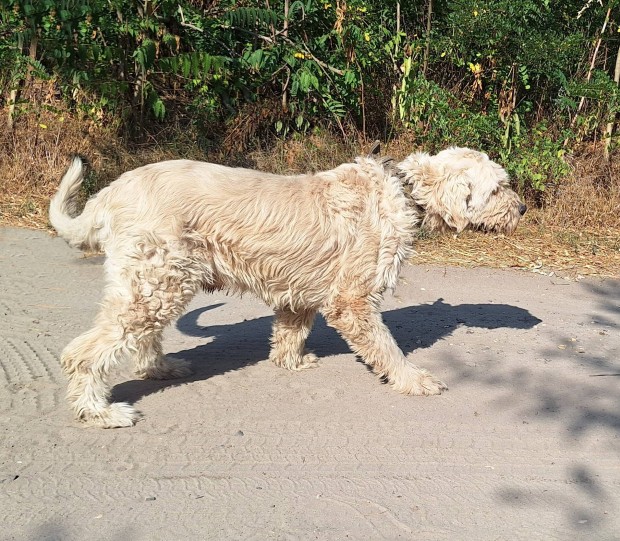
[519,203,527,216]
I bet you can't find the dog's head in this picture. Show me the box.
[398,147,526,234]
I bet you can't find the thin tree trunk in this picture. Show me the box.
[7,87,18,131]
[6,32,26,130]
[604,44,620,160]
[282,0,289,112]
[25,33,38,85]
[394,2,401,72]
[423,0,433,76]
[571,5,612,126]
[356,60,366,138]
[265,0,276,40]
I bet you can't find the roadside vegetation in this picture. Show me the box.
[1,0,618,276]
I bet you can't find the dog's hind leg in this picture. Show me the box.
[133,329,192,381]
[268,307,318,370]
[322,295,447,395]
[62,315,139,428]
[62,256,199,428]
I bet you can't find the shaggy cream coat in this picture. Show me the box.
[50,156,447,428]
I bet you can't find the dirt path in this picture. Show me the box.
[1,226,619,540]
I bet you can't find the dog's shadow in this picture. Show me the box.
[111,298,541,405]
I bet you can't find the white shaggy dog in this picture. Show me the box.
[50,155,447,428]
[397,147,526,234]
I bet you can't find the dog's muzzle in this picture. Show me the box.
[519,203,527,216]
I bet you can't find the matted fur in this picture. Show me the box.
[50,156,447,428]
[398,147,526,234]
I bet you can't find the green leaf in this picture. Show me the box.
[298,70,310,92]
[152,98,166,120]
[249,49,264,69]
[182,56,191,78]
[202,53,212,74]
[134,40,156,70]
[344,70,357,86]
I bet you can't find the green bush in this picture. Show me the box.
[2,0,620,195]
[500,123,571,194]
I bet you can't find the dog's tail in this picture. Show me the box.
[49,156,99,250]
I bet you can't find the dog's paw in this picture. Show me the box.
[297,352,319,370]
[78,402,141,428]
[391,364,448,396]
[270,351,319,371]
[136,357,192,380]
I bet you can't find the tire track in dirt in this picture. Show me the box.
[0,229,100,419]
[5,392,619,538]
[0,298,64,413]
[3,466,616,540]
[0,337,60,383]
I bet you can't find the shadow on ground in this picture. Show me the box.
[111,298,541,407]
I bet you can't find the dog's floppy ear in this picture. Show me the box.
[439,175,471,233]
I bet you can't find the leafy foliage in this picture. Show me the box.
[2,0,620,192]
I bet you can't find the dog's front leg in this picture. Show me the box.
[133,330,192,380]
[268,307,318,370]
[322,296,447,395]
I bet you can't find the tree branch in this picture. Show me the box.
[177,5,203,32]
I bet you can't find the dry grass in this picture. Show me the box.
[414,215,620,280]
[0,106,220,229]
[250,132,360,173]
[542,148,620,231]
[1,108,618,280]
